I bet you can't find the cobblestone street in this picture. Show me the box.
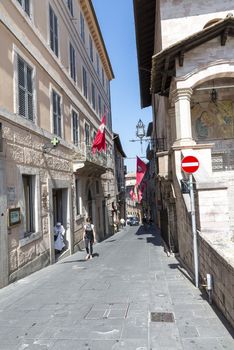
[0,226,233,349]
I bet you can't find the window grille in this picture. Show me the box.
[52,90,61,137]
[49,5,58,56]
[69,43,76,82]
[18,55,33,121]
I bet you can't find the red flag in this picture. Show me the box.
[92,115,106,154]
[130,188,136,201]
[137,188,143,203]
[136,156,147,186]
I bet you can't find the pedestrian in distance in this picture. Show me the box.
[120,218,125,229]
[83,217,96,260]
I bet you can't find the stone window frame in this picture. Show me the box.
[48,3,60,58]
[18,165,41,247]
[69,41,77,83]
[13,45,37,125]
[49,83,64,139]
[70,106,80,147]
[14,0,33,19]
[67,0,74,17]
[82,66,88,99]
[84,120,90,147]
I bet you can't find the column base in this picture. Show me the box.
[172,138,196,148]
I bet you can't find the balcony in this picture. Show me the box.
[73,144,113,176]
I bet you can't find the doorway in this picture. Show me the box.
[87,189,92,220]
[52,188,68,256]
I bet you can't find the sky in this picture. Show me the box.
[92,0,152,173]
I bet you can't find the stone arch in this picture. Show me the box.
[176,62,234,90]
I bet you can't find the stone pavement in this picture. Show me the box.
[0,226,233,350]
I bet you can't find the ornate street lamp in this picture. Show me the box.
[136,119,145,144]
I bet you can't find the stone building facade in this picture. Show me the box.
[134,0,234,327]
[0,0,115,288]
[113,133,126,221]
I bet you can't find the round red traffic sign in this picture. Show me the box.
[181,155,199,173]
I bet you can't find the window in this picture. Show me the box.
[80,12,85,43]
[18,55,33,121]
[85,123,90,146]
[22,174,35,235]
[69,43,76,82]
[102,68,104,86]
[91,83,95,110]
[82,67,87,98]
[96,53,99,76]
[89,35,93,62]
[17,0,30,16]
[72,110,79,146]
[49,5,58,56]
[98,95,101,116]
[67,0,73,16]
[52,90,61,137]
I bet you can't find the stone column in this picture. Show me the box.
[173,88,196,146]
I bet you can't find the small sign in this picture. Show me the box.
[181,155,199,174]
[8,207,21,227]
[7,187,16,205]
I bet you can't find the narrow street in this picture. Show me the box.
[0,226,233,350]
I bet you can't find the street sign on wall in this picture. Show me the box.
[181,155,199,174]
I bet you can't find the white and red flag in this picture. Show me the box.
[136,156,147,186]
[92,115,106,154]
[130,188,136,201]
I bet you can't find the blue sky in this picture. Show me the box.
[92,0,152,172]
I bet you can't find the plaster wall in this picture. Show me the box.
[160,0,234,49]
[176,37,234,79]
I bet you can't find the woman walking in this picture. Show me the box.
[83,217,96,260]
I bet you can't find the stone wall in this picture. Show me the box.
[2,117,73,281]
[199,233,234,328]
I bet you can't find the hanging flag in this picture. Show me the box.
[130,188,136,201]
[92,115,106,154]
[136,156,147,186]
[137,188,143,203]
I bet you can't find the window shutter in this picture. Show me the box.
[53,91,57,134]
[57,95,61,137]
[18,57,26,117]
[24,0,30,16]
[54,15,58,56]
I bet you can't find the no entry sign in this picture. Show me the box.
[181,155,199,173]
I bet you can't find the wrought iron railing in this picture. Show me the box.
[73,143,113,169]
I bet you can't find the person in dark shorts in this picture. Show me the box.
[83,217,96,260]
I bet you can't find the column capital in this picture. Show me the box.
[173,88,193,102]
